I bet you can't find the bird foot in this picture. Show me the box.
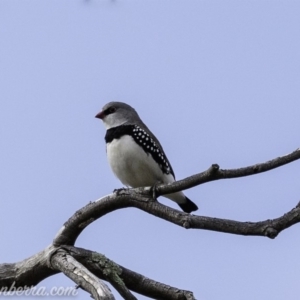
[150,181,162,199]
[113,187,127,196]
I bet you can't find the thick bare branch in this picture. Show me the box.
[50,249,115,300]
[0,244,195,300]
[61,246,195,300]
[0,245,58,289]
[53,193,300,246]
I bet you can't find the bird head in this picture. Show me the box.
[95,102,140,129]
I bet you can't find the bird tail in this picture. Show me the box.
[178,197,198,213]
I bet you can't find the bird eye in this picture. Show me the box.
[108,107,116,114]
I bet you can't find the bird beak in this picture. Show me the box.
[95,111,105,119]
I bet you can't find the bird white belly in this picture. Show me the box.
[107,135,172,188]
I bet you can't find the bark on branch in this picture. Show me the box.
[50,249,115,300]
[0,245,195,300]
[59,246,194,300]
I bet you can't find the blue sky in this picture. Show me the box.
[1,1,300,299]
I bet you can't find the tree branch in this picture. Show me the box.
[61,246,194,300]
[52,191,300,245]
[53,148,300,246]
[0,245,58,288]
[156,148,300,196]
[50,249,115,300]
[0,245,195,300]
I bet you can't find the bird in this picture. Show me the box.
[95,102,198,213]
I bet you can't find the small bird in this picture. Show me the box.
[95,102,198,213]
